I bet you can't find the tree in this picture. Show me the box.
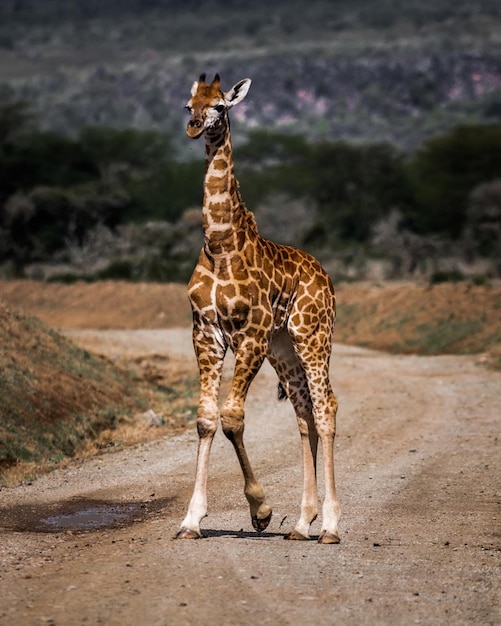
[0,93,32,145]
[125,160,202,223]
[406,124,501,238]
[8,131,99,189]
[236,129,310,170]
[79,126,171,180]
[310,141,409,242]
[463,179,501,259]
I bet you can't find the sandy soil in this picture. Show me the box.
[0,326,499,625]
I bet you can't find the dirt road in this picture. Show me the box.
[0,329,500,625]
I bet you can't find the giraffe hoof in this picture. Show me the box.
[318,530,340,545]
[175,527,201,540]
[283,529,309,541]
[252,510,272,533]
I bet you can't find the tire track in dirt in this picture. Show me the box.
[0,331,500,625]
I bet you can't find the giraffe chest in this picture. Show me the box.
[188,256,293,336]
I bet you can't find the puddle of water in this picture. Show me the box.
[0,496,174,533]
[39,503,142,531]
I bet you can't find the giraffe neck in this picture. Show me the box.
[202,119,256,256]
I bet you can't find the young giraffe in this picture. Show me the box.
[176,74,340,544]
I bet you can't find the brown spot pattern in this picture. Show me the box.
[179,75,340,542]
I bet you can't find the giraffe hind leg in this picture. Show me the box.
[294,336,341,545]
[268,331,319,540]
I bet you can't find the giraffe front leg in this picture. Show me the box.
[176,328,225,539]
[176,394,220,539]
[176,424,216,539]
[220,342,272,533]
[221,396,273,533]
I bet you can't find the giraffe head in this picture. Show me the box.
[185,73,251,139]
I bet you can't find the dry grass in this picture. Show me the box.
[335,281,501,366]
[1,278,500,485]
[0,301,196,486]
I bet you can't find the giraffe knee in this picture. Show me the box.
[196,415,218,438]
[196,397,220,438]
[221,417,244,441]
[220,405,244,440]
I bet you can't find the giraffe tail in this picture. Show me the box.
[277,382,288,401]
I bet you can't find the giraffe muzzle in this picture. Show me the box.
[187,118,204,138]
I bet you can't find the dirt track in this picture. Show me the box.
[0,328,500,625]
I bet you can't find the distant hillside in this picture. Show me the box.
[1,0,500,35]
[0,1,500,148]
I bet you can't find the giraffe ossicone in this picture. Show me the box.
[176,74,341,544]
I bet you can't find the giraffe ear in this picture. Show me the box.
[191,81,199,97]
[225,78,251,107]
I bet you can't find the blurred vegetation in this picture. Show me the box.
[0,0,500,152]
[1,1,500,51]
[407,125,501,238]
[0,93,500,283]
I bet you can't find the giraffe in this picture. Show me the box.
[176,74,340,544]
